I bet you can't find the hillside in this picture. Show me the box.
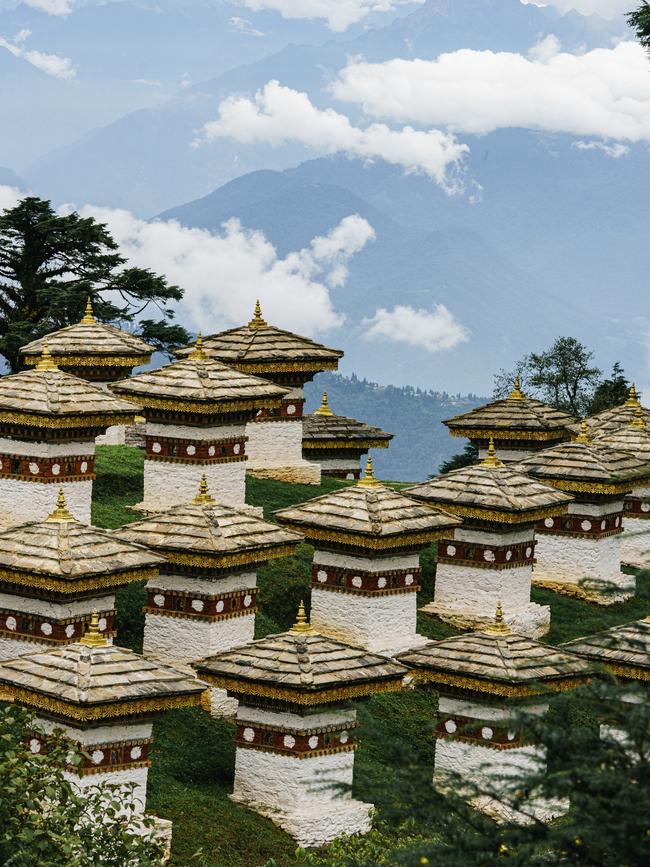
[94,445,650,867]
[304,372,485,481]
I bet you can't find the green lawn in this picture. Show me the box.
[93,446,650,867]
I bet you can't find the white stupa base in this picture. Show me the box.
[620,518,650,569]
[143,610,255,665]
[421,600,550,639]
[315,457,362,480]
[202,686,239,719]
[0,477,92,526]
[246,417,321,485]
[139,458,247,512]
[96,424,127,446]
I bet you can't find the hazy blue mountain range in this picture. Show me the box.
[305,372,485,482]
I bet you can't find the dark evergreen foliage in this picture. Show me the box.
[628,1,650,50]
[588,362,630,415]
[438,441,479,474]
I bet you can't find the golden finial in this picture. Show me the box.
[79,610,108,648]
[625,384,640,407]
[508,375,524,401]
[481,438,504,468]
[357,455,381,488]
[35,341,59,372]
[314,391,333,416]
[289,600,316,635]
[484,601,511,636]
[80,297,95,324]
[46,488,74,522]
[193,474,215,505]
[631,405,646,430]
[575,419,591,444]
[189,333,208,361]
[248,299,268,329]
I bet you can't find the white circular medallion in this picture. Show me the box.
[51,464,60,476]
[446,545,456,556]
[29,738,41,754]
[29,462,39,475]
[216,600,225,613]
[351,576,363,588]
[615,517,621,527]
[317,570,328,583]
[40,622,52,636]
[244,595,252,608]
[208,446,216,456]
[5,616,16,631]
[243,727,255,743]
[507,730,516,741]
[481,727,494,740]
[186,444,196,455]
[405,574,414,586]
[308,736,319,749]
[339,731,349,744]
[65,624,75,638]
[153,594,165,607]
[98,617,107,632]
[191,599,204,612]
[286,404,296,415]
[130,746,142,760]
[642,503,650,513]
[91,749,104,765]
[80,461,88,473]
[581,520,592,532]
[444,720,457,734]
[152,442,162,453]
[544,517,554,528]
[377,576,387,589]
[483,550,495,562]
[526,547,532,558]
[283,734,296,749]
[233,443,241,455]
[506,550,512,561]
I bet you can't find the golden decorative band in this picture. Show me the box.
[302,440,390,450]
[0,412,136,430]
[24,355,149,368]
[229,361,340,375]
[115,395,284,414]
[447,427,567,441]
[407,502,569,525]
[277,524,449,550]
[163,545,299,570]
[195,673,404,705]
[410,668,589,698]
[538,478,641,495]
[0,567,159,595]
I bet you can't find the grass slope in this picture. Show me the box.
[93,447,650,866]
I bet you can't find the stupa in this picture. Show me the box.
[398,604,591,822]
[193,603,406,848]
[274,458,461,655]
[443,377,577,463]
[20,299,155,445]
[176,302,344,485]
[593,407,650,568]
[110,337,287,511]
[0,612,205,848]
[302,391,393,480]
[405,441,573,637]
[581,384,650,437]
[115,475,302,715]
[517,421,650,602]
[0,344,139,526]
[0,489,162,659]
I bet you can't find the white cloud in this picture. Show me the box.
[233,1,423,32]
[522,1,633,19]
[229,17,265,37]
[0,185,23,211]
[78,205,375,335]
[332,40,650,147]
[0,29,75,79]
[362,304,470,353]
[197,80,468,190]
[24,0,73,14]
[573,140,629,157]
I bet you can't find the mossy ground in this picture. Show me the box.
[93,446,650,867]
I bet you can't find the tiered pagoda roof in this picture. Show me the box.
[564,617,650,682]
[444,378,577,442]
[593,407,650,461]
[274,458,461,549]
[302,392,393,450]
[0,346,139,432]
[110,337,287,415]
[398,605,591,697]
[405,441,573,523]
[0,613,205,721]
[0,490,162,595]
[579,385,650,437]
[21,300,154,369]
[175,301,343,376]
[193,602,405,705]
[116,477,302,569]
[517,422,650,494]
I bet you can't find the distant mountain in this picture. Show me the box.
[304,372,485,482]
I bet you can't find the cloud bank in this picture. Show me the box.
[198,80,468,189]
[0,29,75,79]
[362,305,470,353]
[332,40,650,146]
[233,1,423,32]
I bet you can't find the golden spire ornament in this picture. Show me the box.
[248,299,268,329]
[631,405,646,430]
[357,455,381,488]
[625,384,641,407]
[35,341,59,372]
[80,297,96,324]
[508,375,524,401]
[80,609,109,648]
[46,488,74,523]
[314,391,333,416]
[289,600,316,635]
[482,438,504,468]
[484,601,511,636]
[575,419,591,444]
[193,473,215,505]
[189,333,208,361]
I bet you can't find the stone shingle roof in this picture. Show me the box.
[175,303,343,373]
[193,607,405,704]
[274,461,461,546]
[578,386,650,437]
[303,393,393,447]
[444,379,576,439]
[405,446,572,522]
[594,413,650,462]
[398,609,591,696]
[110,341,288,412]
[563,618,650,680]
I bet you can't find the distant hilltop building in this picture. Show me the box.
[176,302,344,485]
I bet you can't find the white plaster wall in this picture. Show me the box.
[143,611,254,665]
[142,459,246,510]
[66,767,149,813]
[146,422,246,440]
[237,705,356,733]
[533,533,633,591]
[96,425,127,446]
[311,587,423,655]
[0,634,50,658]
[317,458,361,473]
[37,719,153,744]
[434,563,533,615]
[438,695,548,720]
[246,419,306,468]
[568,500,624,517]
[146,573,256,594]
[0,438,96,458]
[313,550,420,573]
[452,527,535,546]
[621,517,650,563]
[0,478,92,526]
[0,593,114,618]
